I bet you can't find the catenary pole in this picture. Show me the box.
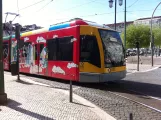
[150,2,161,66]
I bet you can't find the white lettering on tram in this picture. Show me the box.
[52,66,65,75]
[67,63,78,69]
[36,37,46,43]
[24,37,29,42]
[71,38,77,42]
[53,35,58,38]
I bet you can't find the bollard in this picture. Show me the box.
[129,113,133,120]
[69,80,73,103]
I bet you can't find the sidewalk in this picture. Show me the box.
[126,63,161,74]
[0,73,116,120]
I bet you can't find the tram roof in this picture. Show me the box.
[3,18,111,40]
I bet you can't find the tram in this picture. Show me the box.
[3,18,126,82]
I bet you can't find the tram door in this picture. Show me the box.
[37,43,47,75]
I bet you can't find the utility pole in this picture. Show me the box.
[114,0,117,30]
[136,42,140,71]
[15,24,21,80]
[124,0,126,51]
[0,0,7,104]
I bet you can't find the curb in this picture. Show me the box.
[127,65,161,75]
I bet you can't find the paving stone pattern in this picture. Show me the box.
[74,87,161,120]
[0,75,102,120]
[4,69,161,120]
[21,74,161,120]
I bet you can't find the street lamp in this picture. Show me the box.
[109,0,113,8]
[119,0,123,6]
[109,0,123,30]
[150,2,161,67]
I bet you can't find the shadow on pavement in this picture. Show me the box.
[72,101,94,108]
[16,79,33,85]
[12,68,161,99]
[7,99,55,120]
[116,80,161,99]
[21,73,161,99]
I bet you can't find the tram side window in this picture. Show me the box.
[47,36,73,61]
[3,43,8,59]
[47,39,57,60]
[57,36,73,61]
[35,44,37,60]
[80,35,101,68]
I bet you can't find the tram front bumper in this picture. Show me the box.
[80,70,126,83]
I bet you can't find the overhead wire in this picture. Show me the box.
[14,0,161,26]
[18,0,47,11]
[19,0,99,19]
[50,11,124,21]
[128,8,161,12]
[17,0,19,14]
[55,0,98,14]
[127,0,139,8]
[37,0,54,12]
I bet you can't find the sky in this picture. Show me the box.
[2,0,161,27]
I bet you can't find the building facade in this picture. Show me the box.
[105,16,161,33]
[134,16,161,27]
[105,21,133,33]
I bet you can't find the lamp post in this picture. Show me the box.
[109,0,123,30]
[150,2,161,67]
[0,0,7,104]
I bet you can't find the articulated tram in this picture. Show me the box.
[3,18,126,82]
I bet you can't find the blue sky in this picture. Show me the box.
[3,0,161,27]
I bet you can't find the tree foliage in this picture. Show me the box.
[153,27,161,47]
[121,24,150,48]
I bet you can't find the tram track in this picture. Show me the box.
[105,83,161,113]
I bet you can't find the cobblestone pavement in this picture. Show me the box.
[74,87,161,120]
[7,67,161,120]
[1,74,114,120]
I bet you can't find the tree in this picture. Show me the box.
[121,24,150,48]
[153,27,161,47]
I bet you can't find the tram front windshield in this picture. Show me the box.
[99,29,125,67]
